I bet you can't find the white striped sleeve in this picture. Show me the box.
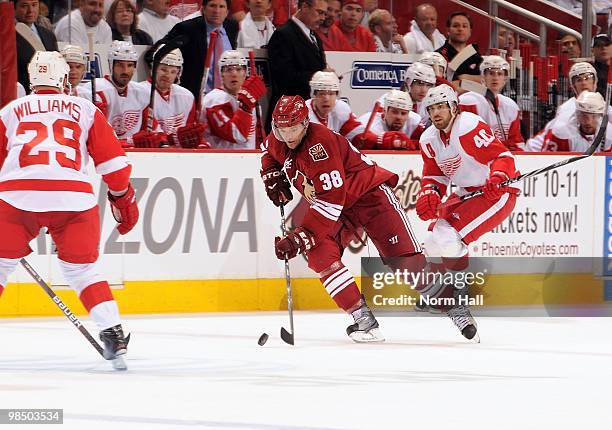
[95,156,131,175]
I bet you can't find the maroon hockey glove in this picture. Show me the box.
[108,184,139,235]
[416,186,441,221]
[132,131,165,148]
[261,168,293,207]
[275,227,316,260]
[176,123,210,149]
[483,172,518,201]
[378,131,417,150]
[237,75,266,111]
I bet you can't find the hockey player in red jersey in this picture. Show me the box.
[261,95,426,342]
[458,55,524,151]
[357,89,425,149]
[546,91,611,152]
[60,45,88,97]
[138,46,208,149]
[201,50,266,149]
[81,40,167,148]
[416,84,519,341]
[0,52,139,367]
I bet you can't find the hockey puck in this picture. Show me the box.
[258,333,269,346]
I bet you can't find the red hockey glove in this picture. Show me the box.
[261,168,293,207]
[132,131,165,148]
[274,227,316,260]
[108,184,139,235]
[353,131,379,150]
[378,131,417,150]
[483,172,518,201]
[416,186,441,221]
[176,123,210,149]
[237,75,266,111]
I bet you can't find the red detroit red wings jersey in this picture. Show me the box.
[0,92,131,211]
[419,111,517,195]
[261,123,396,238]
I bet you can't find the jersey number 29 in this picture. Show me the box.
[17,120,82,170]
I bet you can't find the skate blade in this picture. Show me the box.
[111,355,128,371]
[349,328,385,343]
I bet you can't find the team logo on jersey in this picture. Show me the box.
[309,143,328,161]
[302,176,316,204]
[439,154,462,177]
[111,110,141,137]
[160,113,185,135]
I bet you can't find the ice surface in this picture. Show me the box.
[0,312,610,429]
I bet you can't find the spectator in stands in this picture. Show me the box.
[138,0,180,43]
[559,33,581,58]
[36,0,54,31]
[437,11,482,86]
[267,0,327,128]
[237,0,275,48]
[14,0,59,94]
[369,8,407,53]
[155,0,239,101]
[316,0,344,51]
[55,0,113,45]
[107,0,153,45]
[497,27,516,53]
[229,0,297,27]
[332,0,375,52]
[592,34,611,99]
[403,3,445,54]
[360,0,377,27]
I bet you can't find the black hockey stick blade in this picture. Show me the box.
[280,327,294,345]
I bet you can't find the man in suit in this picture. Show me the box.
[266,0,328,130]
[14,0,59,94]
[154,0,239,103]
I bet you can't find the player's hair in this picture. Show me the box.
[446,11,472,28]
[203,0,232,8]
[106,0,139,36]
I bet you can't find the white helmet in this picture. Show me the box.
[108,40,138,71]
[423,84,459,111]
[405,62,436,86]
[28,51,70,90]
[60,44,87,65]
[383,89,413,111]
[418,52,447,74]
[569,62,598,87]
[575,91,605,114]
[218,50,248,73]
[479,55,510,74]
[154,45,183,83]
[309,71,340,96]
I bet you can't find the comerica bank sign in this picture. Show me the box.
[350,61,411,89]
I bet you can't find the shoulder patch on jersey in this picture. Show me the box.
[309,143,329,161]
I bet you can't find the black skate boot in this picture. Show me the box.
[346,296,385,343]
[447,305,479,342]
[100,324,128,370]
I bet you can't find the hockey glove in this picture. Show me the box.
[416,185,441,221]
[261,168,293,207]
[275,227,316,260]
[176,123,210,149]
[108,184,139,235]
[378,131,417,150]
[483,172,519,201]
[237,75,266,111]
[132,131,165,148]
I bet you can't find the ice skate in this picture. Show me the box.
[100,324,129,370]
[346,297,385,343]
[447,305,480,343]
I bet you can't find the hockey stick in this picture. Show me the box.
[87,32,96,103]
[279,204,295,345]
[484,89,508,142]
[355,101,382,149]
[196,30,218,121]
[15,22,45,52]
[19,258,105,357]
[248,51,266,146]
[459,80,508,142]
[147,36,187,132]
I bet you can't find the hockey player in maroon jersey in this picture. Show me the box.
[416,84,519,341]
[0,52,138,367]
[260,95,426,342]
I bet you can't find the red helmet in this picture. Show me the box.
[272,95,309,128]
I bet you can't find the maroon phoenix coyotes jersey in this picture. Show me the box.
[261,123,397,238]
